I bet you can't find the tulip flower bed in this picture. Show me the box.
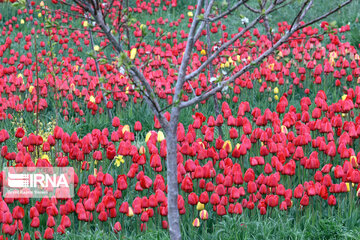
[1,0,360,239]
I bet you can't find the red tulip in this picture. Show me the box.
[114,222,122,233]
[43,228,54,239]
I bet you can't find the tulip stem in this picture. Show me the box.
[106,159,114,174]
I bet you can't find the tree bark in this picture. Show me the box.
[205,0,223,138]
[26,0,32,10]
[162,108,181,240]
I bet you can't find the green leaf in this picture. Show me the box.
[12,0,26,9]
[197,14,204,20]
[99,58,108,65]
[99,76,106,84]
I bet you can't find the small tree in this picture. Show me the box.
[55,0,353,239]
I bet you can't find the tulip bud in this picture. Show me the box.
[350,156,358,168]
[199,210,208,220]
[122,125,130,133]
[162,220,168,229]
[139,146,146,155]
[29,86,34,94]
[127,207,134,217]
[192,218,200,227]
[273,87,279,94]
[346,182,350,192]
[145,131,153,143]
[196,202,204,211]
[157,131,165,142]
[130,48,137,60]
[89,96,95,103]
[357,188,360,197]
[281,125,288,134]
[222,140,232,153]
[113,222,121,233]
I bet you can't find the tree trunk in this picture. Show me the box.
[26,0,32,10]
[162,108,181,240]
[263,15,273,42]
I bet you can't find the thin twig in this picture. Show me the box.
[87,14,114,123]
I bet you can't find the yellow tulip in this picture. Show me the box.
[157,131,165,142]
[130,48,137,60]
[93,45,100,51]
[188,12,193,17]
[196,202,204,211]
[224,61,230,68]
[200,49,206,56]
[41,154,49,161]
[20,19,25,24]
[89,96,95,104]
[223,140,232,153]
[40,1,44,7]
[127,207,134,217]
[346,182,350,192]
[29,86,34,94]
[122,125,130,133]
[274,95,279,101]
[38,13,42,18]
[273,87,279,94]
[83,21,89,27]
[269,63,274,71]
[145,131,153,143]
[139,146,146,155]
[341,94,347,101]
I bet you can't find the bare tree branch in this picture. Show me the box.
[179,0,353,109]
[295,0,353,30]
[185,2,277,82]
[209,0,249,22]
[84,7,164,120]
[205,0,223,138]
[244,2,260,13]
[194,0,214,42]
[289,0,311,31]
[173,0,205,104]
[87,14,114,122]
